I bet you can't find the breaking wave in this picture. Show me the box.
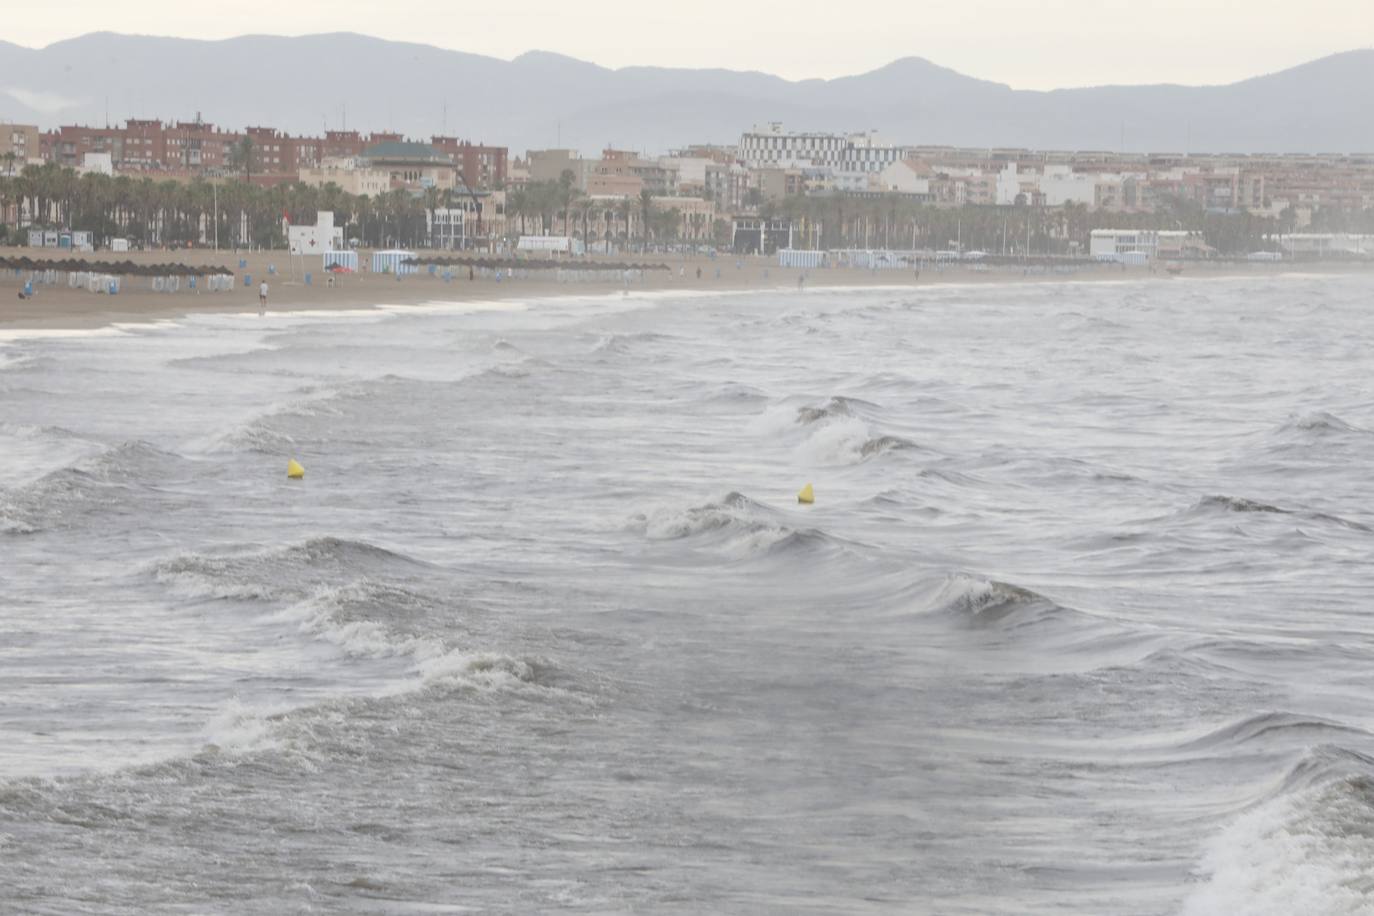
[919,574,1078,630]
[1274,411,1365,437]
[795,396,880,425]
[1182,747,1374,916]
[631,491,840,559]
[591,331,673,356]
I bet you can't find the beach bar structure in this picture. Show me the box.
[516,235,585,256]
[371,249,418,275]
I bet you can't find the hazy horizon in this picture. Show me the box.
[4,11,1371,91]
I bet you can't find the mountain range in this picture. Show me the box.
[1,33,1371,156]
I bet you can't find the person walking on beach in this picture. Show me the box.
[258,280,268,315]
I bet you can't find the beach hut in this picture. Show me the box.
[778,249,827,269]
[371,250,418,275]
[324,250,358,272]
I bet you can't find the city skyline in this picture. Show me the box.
[4,3,1373,91]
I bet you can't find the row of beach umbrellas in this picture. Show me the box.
[402,256,670,272]
[0,256,235,277]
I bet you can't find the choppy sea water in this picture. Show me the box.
[2,275,1374,914]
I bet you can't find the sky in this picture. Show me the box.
[7,0,1373,89]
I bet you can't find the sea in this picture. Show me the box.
[2,274,1373,914]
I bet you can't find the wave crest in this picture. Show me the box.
[925,575,1072,629]
[149,537,424,602]
[1176,712,1370,754]
[795,396,878,425]
[1,440,180,534]
[631,492,837,558]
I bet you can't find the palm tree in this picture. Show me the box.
[423,185,444,248]
[558,169,576,237]
[507,188,529,237]
[229,136,255,183]
[638,189,654,252]
[615,198,634,251]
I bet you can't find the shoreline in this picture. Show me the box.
[2,248,1372,335]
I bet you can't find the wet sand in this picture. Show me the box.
[0,246,1364,331]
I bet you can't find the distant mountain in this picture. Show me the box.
[1,33,1371,155]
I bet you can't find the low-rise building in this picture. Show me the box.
[363,141,456,191]
[426,208,465,249]
[299,157,391,197]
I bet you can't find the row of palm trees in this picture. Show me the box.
[0,163,476,250]
[506,174,715,249]
[766,194,1323,256]
[2,161,1368,255]
[0,163,713,251]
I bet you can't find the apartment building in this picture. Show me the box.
[431,137,508,189]
[0,123,41,170]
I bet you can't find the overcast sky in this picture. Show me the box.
[7,0,1372,89]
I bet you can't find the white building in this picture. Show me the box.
[80,152,114,176]
[1089,229,1192,260]
[659,156,711,189]
[842,131,904,174]
[996,164,1027,205]
[426,208,466,250]
[739,123,846,169]
[1038,165,1097,207]
[738,122,905,174]
[288,212,344,256]
[1278,233,1374,257]
[876,160,931,195]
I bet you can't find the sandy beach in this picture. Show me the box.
[0,246,1369,332]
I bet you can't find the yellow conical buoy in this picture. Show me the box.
[797,482,814,504]
[286,459,305,479]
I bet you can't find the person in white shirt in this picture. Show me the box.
[258,280,268,315]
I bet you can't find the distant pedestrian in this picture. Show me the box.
[258,280,268,314]
[696,266,701,279]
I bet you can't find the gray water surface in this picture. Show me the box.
[3,277,1374,914]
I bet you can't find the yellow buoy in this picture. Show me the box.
[797,482,814,504]
[286,459,305,479]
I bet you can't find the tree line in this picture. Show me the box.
[1,161,1371,255]
[769,194,1374,256]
